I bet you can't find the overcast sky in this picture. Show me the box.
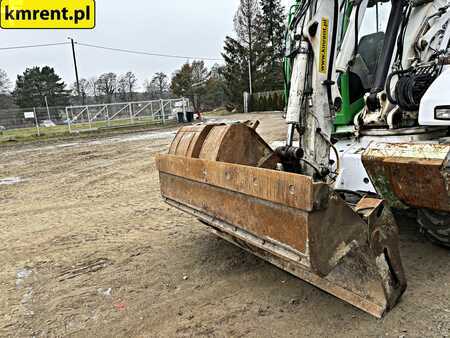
[0,0,386,91]
[0,0,291,91]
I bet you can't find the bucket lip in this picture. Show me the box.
[163,196,393,319]
[363,142,450,162]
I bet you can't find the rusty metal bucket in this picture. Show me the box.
[156,123,407,318]
[362,142,450,212]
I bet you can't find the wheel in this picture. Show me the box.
[417,209,450,248]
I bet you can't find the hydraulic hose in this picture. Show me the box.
[354,2,361,58]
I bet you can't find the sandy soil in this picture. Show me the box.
[0,112,449,338]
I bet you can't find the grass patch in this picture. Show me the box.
[0,118,177,145]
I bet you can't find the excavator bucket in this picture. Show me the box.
[363,142,450,247]
[362,143,450,212]
[156,123,407,318]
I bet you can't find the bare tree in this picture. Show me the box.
[234,0,261,92]
[88,77,98,99]
[0,69,11,94]
[96,73,117,103]
[71,78,91,104]
[124,72,137,101]
[0,69,13,110]
[116,72,137,101]
[143,79,158,100]
[117,76,128,101]
[79,79,90,97]
[151,72,169,99]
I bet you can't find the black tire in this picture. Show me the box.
[417,209,450,248]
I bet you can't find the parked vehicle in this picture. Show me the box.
[41,120,56,128]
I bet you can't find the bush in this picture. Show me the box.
[249,90,284,112]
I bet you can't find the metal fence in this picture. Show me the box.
[0,97,189,139]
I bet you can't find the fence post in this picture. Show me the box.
[129,103,134,123]
[66,107,72,133]
[33,107,40,137]
[160,99,165,125]
[106,105,110,127]
[243,92,250,113]
[87,106,92,129]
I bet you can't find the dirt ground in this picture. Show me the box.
[0,112,449,338]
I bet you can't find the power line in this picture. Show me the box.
[0,42,70,50]
[75,42,223,61]
[0,40,223,61]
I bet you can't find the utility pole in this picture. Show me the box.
[376,3,379,32]
[248,59,253,95]
[44,95,51,120]
[68,37,81,98]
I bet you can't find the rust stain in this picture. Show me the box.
[363,143,450,212]
[168,124,216,158]
[160,173,309,253]
[156,154,325,212]
[199,124,274,166]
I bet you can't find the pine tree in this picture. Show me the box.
[256,0,286,90]
[13,66,70,108]
[203,64,226,110]
[222,36,248,106]
[171,61,209,111]
[222,0,263,107]
[222,0,286,107]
